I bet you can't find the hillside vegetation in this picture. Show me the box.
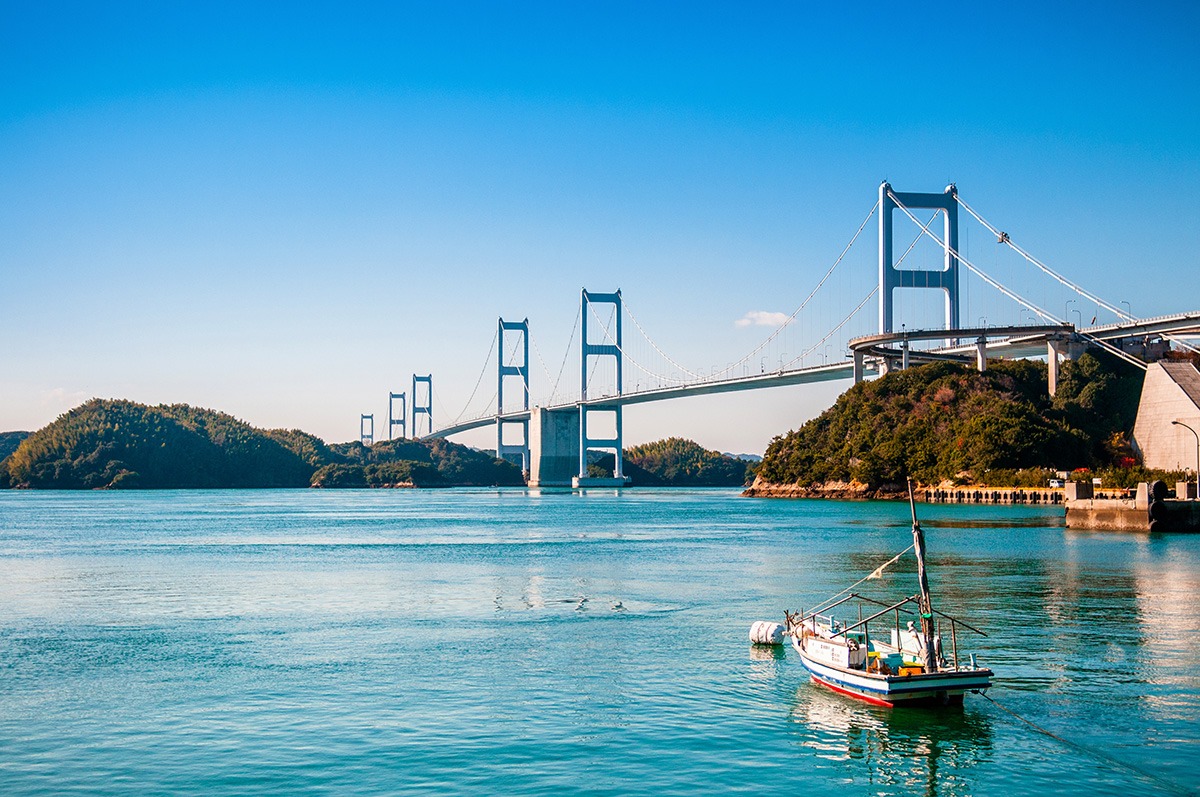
[587,438,756,486]
[2,399,521,489]
[626,437,755,486]
[753,354,1142,491]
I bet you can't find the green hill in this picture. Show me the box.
[752,353,1142,492]
[312,437,524,488]
[589,437,756,486]
[2,399,522,489]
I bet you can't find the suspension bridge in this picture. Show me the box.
[382,182,1200,487]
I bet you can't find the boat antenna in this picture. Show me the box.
[907,478,938,672]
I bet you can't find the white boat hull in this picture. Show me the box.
[794,637,992,707]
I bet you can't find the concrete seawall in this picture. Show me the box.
[925,487,1068,505]
[1065,481,1200,532]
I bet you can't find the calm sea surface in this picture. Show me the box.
[0,488,1197,796]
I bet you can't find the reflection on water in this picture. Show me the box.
[790,681,993,797]
[1,490,1198,796]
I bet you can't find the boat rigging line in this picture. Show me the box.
[974,691,1195,797]
[805,543,915,618]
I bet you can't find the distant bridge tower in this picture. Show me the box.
[360,414,374,446]
[497,318,530,471]
[879,182,961,334]
[579,289,626,483]
[388,392,406,440]
[412,375,433,437]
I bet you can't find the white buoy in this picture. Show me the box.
[749,620,785,646]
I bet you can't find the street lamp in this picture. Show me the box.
[1065,299,1077,325]
[1172,420,1200,500]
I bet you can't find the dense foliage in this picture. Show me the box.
[0,431,30,488]
[587,438,756,486]
[0,431,29,462]
[319,437,523,487]
[756,353,1144,489]
[2,399,523,489]
[5,400,313,488]
[625,437,755,486]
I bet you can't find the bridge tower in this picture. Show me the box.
[879,182,961,334]
[360,414,374,446]
[578,289,627,485]
[497,318,530,471]
[412,375,432,437]
[388,392,406,440]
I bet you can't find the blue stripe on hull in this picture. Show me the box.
[798,652,990,702]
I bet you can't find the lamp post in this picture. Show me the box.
[1172,420,1200,500]
[1065,299,1076,325]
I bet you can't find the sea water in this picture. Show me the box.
[0,488,1196,796]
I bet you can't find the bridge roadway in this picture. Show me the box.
[426,359,876,439]
[427,311,1200,441]
[936,311,1200,360]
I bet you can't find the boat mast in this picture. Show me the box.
[907,478,938,672]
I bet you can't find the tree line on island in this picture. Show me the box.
[2,352,1172,494]
[747,351,1180,497]
[0,400,755,490]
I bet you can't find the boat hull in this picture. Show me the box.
[797,644,992,707]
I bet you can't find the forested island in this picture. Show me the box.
[0,399,523,489]
[0,400,754,489]
[746,353,1165,498]
[6,353,1159,496]
[590,437,756,486]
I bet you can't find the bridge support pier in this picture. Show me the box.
[528,407,580,487]
[1047,339,1063,397]
[976,336,988,372]
[853,350,864,383]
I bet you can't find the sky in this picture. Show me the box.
[2,1,1198,455]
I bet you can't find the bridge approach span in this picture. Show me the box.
[427,359,872,440]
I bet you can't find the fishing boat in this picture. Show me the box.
[786,480,993,707]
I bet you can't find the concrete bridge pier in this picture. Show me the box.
[1047,339,1062,397]
[528,408,579,487]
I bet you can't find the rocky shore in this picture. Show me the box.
[742,476,913,500]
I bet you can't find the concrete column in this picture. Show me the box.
[614,408,624,479]
[976,336,987,372]
[578,405,588,479]
[853,350,864,383]
[901,338,910,370]
[529,408,581,487]
[1047,340,1061,397]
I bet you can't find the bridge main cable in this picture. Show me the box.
[957,193,1200,355]
[887,190,1147,371]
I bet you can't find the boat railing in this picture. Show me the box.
[790,593,989,673]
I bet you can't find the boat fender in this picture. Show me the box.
[749,621,785,646]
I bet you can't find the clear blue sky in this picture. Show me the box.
[3,1,1198,454]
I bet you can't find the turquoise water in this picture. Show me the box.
[0,488,1197,796]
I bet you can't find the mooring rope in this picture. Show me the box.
[806,544,915,617]
[974,691,1194,796]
